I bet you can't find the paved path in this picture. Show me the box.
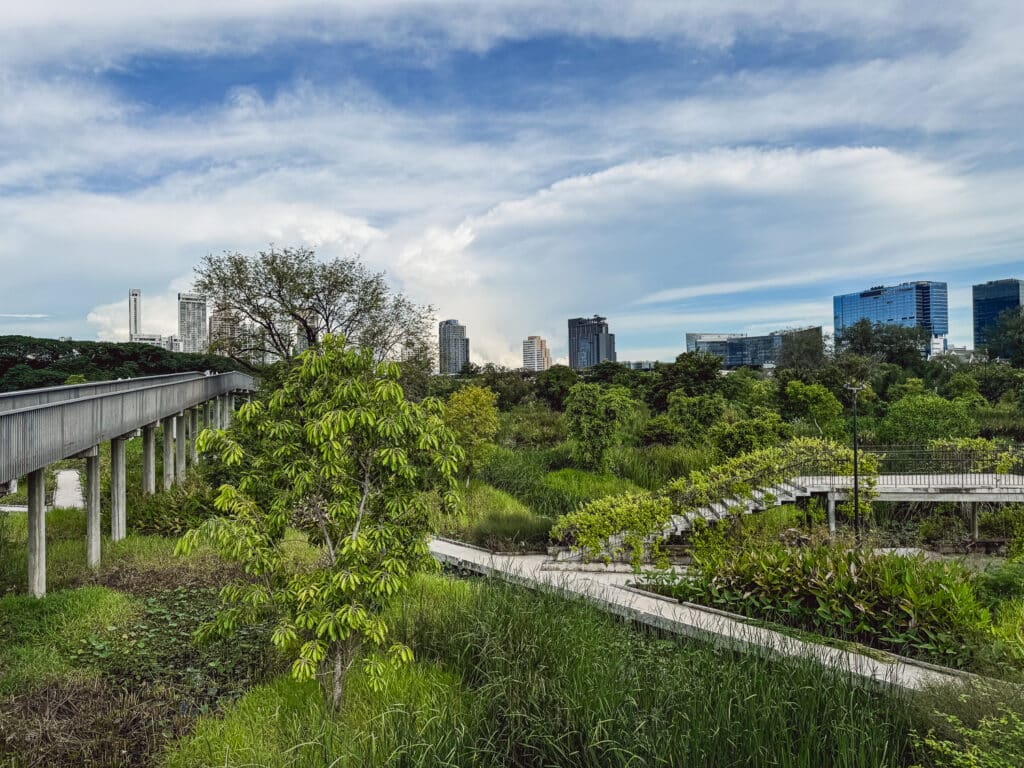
[53,469,84,509]
[429,538,965,692]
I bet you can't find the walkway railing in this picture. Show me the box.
[0,372,207,413]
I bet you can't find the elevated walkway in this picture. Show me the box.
[0,372,256,596]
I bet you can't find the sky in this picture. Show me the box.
[1,2,1022,365]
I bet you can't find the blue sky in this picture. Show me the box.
[1,2,1022,364]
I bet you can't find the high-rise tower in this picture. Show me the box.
[567,316,615,371]
[522,335,552,372]
[177,293,208,354]
[128,289,141,341]
[438,319,469,375]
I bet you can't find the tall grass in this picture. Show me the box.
[166,574,922,767]
[433,482,553,551]
[606,444,716,489]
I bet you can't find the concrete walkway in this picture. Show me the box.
[1,469,84,512]
[53,469,84,509]
[429,538,966,692]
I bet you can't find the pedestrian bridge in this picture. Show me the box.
[0,371,256,596]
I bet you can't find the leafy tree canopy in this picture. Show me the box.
[876,394,978,445]
[565,383,637,470]
[178,335,463,710]
[194,246,433,378]
[534,365,580,410]
[445,385,500,483]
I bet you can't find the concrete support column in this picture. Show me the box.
[175,412,187,481]
[970,504,979,541]
[214,396,223,429]
[8,478,17,495]
[27,468,46,598]
[161,416,175,490]
[111,436,126,542]
[142,423,157,495]
[225,394,233,427]
[189,408,200,463]
[826,494,836,537]
[86,450,101,567]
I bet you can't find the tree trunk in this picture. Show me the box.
[330,637,359,711]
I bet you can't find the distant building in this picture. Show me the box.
[833,281,948,350]
[568,315,616,371]
[208,308,241,356]
[686,327,823,370]
[522,335,552,372]
[438,319,469,375]
[973,278,1024,351]
[177,293,207,354]
[128,289,141,341]
[619,360,656,371]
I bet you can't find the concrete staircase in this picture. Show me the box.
[664,479,811,536]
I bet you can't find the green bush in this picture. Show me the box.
[497,402,567,448]
[978,505,1024,557]
[918,513,967,545]
[975,561,1024,607]
[652,538,994,668]
[127,473,219,536]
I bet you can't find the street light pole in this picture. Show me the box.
[845,382,867,542]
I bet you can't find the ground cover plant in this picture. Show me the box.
[433,481,553,551]
[165,573,933,768]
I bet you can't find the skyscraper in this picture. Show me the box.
[522,335,552,372]
[568,315,616,371]
[438,319,469,375]
[208,308,241,355]
[128,289,141,341]
[973,278,1024,350]
[833,281,948,347]
[686,327,822,369]
[177,293,208,354]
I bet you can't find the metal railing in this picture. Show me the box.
[0,371,255,483]
[0,372,205,413]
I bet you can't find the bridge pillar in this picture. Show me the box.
[175,412,187,481]
[27,468,46,598]
[161,416,175,490]
[86,449,101,567]
[970,503,979,541]
[142,422,157,495]
[111,436,126,542]
[826,494,836,537]
[225,394,233,427]
[189,408,200,463]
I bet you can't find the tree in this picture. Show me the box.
[177,335,462,710]
[784,381,844,438]
[194,246,433,374]
[535,365,579,410]
[445,386,499,484]
[709,411,793,458]
[983,308,1024,366]
[565,383,637,470]
[647,352,722,412]
[836,319,928,370]
[876,394,978,445]
[479,364,533,410]
[667,391,727,445]
[63,374,88,385]
[887,377,927,402]
[776,328,827,373]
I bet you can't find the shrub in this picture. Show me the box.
[709,411,793,458]
[975,561,1024,606]
[978,505,1024,557]
[127,473,219,536]
[651,540,993,668]
[918,513,967,545]
[497,402,567,448]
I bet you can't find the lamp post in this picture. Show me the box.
[845,382,867,541]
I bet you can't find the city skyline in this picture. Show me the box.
[3,4,1023,365]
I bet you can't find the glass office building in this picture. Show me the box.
[685,327,822,369]
[833,281,948,342]
[438,319,469,375]
[973,279,1024,350]
[568,315,616,371]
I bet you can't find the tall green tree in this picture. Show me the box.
[194,246,433,375]
[983,308,1024,366]
[535,365,579,410]
[445,385,500,484]
[877,394,978,445]
[647,352,722,412]
[784,380,845,437]
[178,335,462,710]
[565,383,637,470]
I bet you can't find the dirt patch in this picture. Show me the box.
[84,555,244,596]
[0,679,190,768]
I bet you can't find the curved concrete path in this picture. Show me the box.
[430,538,968,692]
